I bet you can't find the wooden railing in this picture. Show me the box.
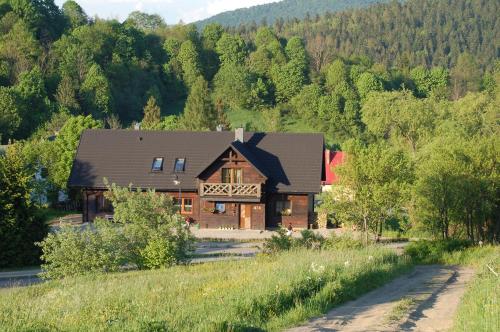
[200,183,261,198]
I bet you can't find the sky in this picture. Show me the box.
[55,0,280,24]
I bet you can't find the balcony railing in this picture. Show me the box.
[200,183,261,198]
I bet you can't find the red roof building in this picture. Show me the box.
[322,150,345,186]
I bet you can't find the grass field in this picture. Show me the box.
[0,247,411,331]
[451,246,500,332]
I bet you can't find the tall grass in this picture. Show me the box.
[452,246,500,332]
[0,247,411,331]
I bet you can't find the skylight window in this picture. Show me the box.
[152,157,164,171]
[174,158,186,172]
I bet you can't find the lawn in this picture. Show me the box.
[0,247,411,331]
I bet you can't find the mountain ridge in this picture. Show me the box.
[195,0,390,28]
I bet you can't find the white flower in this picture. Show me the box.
[344,260,350,267]
[478,241,483,247]
[368,256,374,261]
[310,262,325,273]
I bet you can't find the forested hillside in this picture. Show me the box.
[196,0,388,28]
[230,0,499,71]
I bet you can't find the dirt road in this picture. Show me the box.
[288,265,475,332]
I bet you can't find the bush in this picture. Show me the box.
[294,229,324,249]
[39,223,125,279]
[404,239,472,263]
[263,228,293,254]
[39,184,194,278]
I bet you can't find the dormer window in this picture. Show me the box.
[152,157,164,171]
[174,158,185,172]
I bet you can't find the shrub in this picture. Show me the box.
[263,228,293,254]
[294,229,324,249]
[39,223,126,279]
[39,184,194,278]
[404,239,472,263]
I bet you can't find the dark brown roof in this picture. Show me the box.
[68,130,324,193]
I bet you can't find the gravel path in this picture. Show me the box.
[288,265,475,332]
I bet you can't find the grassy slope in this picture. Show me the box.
[0,247,411,331]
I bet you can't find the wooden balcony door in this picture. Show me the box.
[239,204,252,229]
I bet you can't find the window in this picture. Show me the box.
[174,158,186,172]
[215,202,226,213]
[152,157,164,171]
[275,200,292,216]
[221,168,243,183]
[183,198,193,213]
[173,197,193,214]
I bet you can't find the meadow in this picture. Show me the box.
[0,247,410,331]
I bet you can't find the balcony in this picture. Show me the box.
[200,183,261,198]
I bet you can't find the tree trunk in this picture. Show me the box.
[363,215,369,246]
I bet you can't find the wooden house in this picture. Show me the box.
[68,128,325,230]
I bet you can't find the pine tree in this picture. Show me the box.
[180,76,216,131]
[142,96,161,130]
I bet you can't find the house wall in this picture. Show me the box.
[267,193,311,229]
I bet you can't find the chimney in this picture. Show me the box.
[234,127,244,142]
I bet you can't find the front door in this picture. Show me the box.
[239,204,252,229]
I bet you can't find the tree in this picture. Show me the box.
[216,33,246,66]
[362,91,438,154]
[14,66,52,139]
[322,141,412,243]
[80,63,112,118]
[213,63,253,110]
[125,11,165,32]
[285,36,308,72]
[0,144,48,267]
[254,26,278,48]
[180,76,215,131]
[271,61,305,102]
[141,96,161,130]
[50,115,101,190]
[55,75,80,114]
[0,87,20,143]
[450,52,481,100]
[410,66,449,97]
[202,23,224,50]
[355,72,383,101]
[325,59,349,92]
[177,40,203,88]
[62,0,88,29]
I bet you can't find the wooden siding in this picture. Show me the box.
[267,194,311,229]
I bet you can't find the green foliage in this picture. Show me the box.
[321,141,413,242]
[213,62,253,110]
[180,76,215,130]
[50,115,101,189]
[215,32,246,66]
[323,233,365,250]
[125,11,165,32]
[355,72,383,100]
[404,240,472,264]
[262,228,293,254]
[177,40,202,88]
[62,0,88,29]
[271,61,305,102]
[39,183,194,278]
[0,86,20,143]
[141,96,161,130]
[80,63,112,118]
[0,144,48,267]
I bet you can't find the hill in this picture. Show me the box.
[196,0,389,28]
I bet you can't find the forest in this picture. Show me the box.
[0,0,498,267]
[195,0,388,28]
